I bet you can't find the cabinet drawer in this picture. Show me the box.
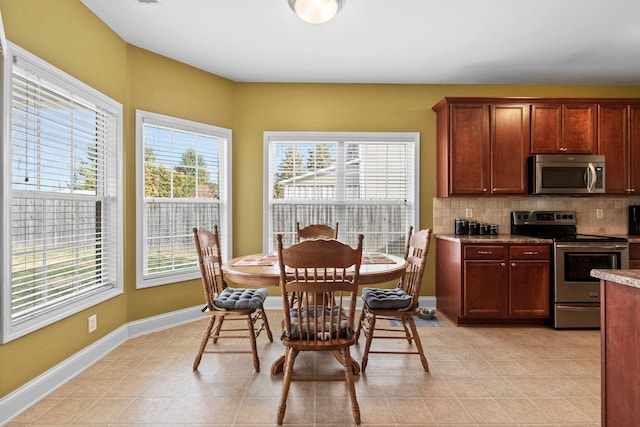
[464,245,505,259]
[510,245,550,260]
[629,243,640,261]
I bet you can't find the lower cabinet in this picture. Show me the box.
[629,242,640,269]
[436,238,551,325]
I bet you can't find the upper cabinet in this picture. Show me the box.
[598,104,640,194]
[434,97,640,197]
[434,99,529,197]
[530,103,597,154]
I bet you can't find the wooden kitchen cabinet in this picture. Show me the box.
[598,275,640,426]
[463,245,509,317]
[598,104,640,194]
[508,245,551,317]
[434,99,529,197]
[436,238,551,325]
[629,243,640,269]
[531,103,597,154]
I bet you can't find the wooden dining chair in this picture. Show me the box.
[296,221,339,241]
[192,226,273,372]
[356,226,432,372]
[276,233,364,425]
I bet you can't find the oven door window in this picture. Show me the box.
[563,252,620,282]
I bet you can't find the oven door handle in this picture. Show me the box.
[556,305,600,312]
[555,243,628,250]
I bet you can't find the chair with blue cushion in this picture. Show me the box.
[192,226,273,372]
[356,226,432,372]
[276,233,364,425]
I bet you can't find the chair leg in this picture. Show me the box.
[341,347,361,425]
[247,314,260,373]
[277,347,298,425]
[356,308,366,341]
[407,316,429,372]
[193,316,216,371]
[261,309,274,342]
[361,310,376,373]
[212,316,224,343]
[400,315,413,344]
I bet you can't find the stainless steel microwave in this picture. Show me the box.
[529,154,605,195]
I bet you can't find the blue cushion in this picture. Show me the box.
[214,287,268,310]
[362,287,413,310]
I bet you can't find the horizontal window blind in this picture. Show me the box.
[4,43,122,336]
[266,134,418,254]
[137,111,230,287]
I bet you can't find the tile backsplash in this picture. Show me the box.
[433,197,640,236]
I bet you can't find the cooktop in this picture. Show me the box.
[510,210,628,243]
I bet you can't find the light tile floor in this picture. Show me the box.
[8,310,601,426]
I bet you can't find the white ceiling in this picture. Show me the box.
[80,0,640,85]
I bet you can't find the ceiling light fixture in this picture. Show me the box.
[288,0,344,24]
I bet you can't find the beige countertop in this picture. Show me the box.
[435,234,552,244]
[591,269,640,289]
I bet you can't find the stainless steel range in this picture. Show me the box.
[511,210,629,329]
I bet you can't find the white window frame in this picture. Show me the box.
[0,42,124,343]
[135,110,231,288]
[263,131,420,254]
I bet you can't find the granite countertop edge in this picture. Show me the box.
[435,234,552,244]
[591,269,640,289]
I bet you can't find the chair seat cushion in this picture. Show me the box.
[214,287,268,310]
[362,287,413,310]
[283,306,353,340]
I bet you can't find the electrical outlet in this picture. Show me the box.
[88,314,97,333]
[596,208,604,219]
[465,208,473,218]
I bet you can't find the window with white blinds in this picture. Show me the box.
[136,110,230,288]
[264,132,419,254]
[1,42,123,343]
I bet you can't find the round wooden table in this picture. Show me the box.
[222,253,408,375]
[222,253,408,287]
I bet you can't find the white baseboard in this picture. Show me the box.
[0,295,437,425]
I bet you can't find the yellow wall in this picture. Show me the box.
[2,0,640,400]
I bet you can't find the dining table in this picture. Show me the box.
[221,251,408,375]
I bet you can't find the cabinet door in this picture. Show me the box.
[531,104,562,153]
[463,260,508,317]
[509,260,550,317]
[490,104,530,194]
[629,105,640,194]
[563,104,597,153]
[449,104,490,195]
[598,104,629,194]
[531,103,596,154]
[629,243,640,269]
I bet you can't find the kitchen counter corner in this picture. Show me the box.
[591,269,640,289]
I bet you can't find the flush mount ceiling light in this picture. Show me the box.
[288,0,344,24]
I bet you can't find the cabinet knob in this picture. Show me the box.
[523,251,538,255]
[478,251,492,255]
[511,262,516,267]
[483,188,488,192]
[559,147,567,152]
[501,262,506,267]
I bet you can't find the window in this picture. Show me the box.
[136,110,231,288]
[1,42,123,343]
[264,132,419,255]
